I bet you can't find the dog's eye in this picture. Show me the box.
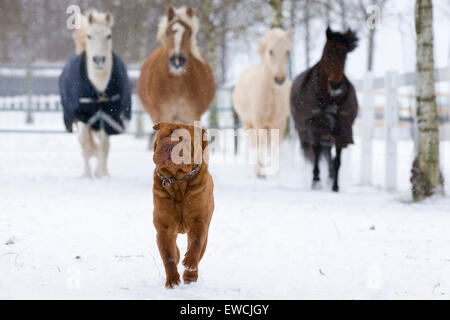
[269,50,274,56]
[87,35,92,40]
[107,34,112,40]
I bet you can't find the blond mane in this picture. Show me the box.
[157,6,204,63]
[258,28,292,58]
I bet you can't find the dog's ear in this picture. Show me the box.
[153,123,160,131]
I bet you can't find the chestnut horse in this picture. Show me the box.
[138,6,215,131]
[290,27,359,192]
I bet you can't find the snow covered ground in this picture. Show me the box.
[1,133,450,299]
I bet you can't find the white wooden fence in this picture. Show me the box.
[354,65,450,189]
[1,64,450,190]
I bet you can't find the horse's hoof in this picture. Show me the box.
[257,173,267,180]
[312,181,322,190]
[332,185,339,192]
[82,171,92,178]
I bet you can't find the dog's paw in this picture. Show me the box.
[182,254,199,272]
[183,269,198,284]
[165,273,181,289]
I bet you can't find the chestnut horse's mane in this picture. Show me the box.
[157,6,204,63]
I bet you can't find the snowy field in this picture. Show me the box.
[1,132,450,300]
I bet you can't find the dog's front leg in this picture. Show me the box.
[156,227,181,288]
[182,220,208,276]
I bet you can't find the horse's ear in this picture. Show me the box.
[88,12,94,25]
[186,7,194,18]
[167,7,175,22]
[105,12,114,27]
[326,26,332,39]
[344,29,359,52]
[259,39,267,57]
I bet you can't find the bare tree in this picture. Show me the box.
[411,0,443,200]
[269,0,285,28]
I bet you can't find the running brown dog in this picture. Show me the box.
[152,122,214,288]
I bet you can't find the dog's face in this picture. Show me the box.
[153,122,208,174]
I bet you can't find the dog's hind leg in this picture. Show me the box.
[156,229,181,288]
[78,123,92,177]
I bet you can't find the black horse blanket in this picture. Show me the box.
[59,52,131,135]
[290,63,358,153]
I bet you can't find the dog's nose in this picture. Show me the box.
[274,76,285,85]
[93,56,106,66]
[170,54,186,69]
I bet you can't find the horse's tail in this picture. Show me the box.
[72,14,88,55]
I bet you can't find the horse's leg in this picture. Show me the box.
[96,129,110,177]
[256,127,269,179]
[78,123,92,177]
[323,146,334,180]
[332,146,342,192]
[312,141,322,189]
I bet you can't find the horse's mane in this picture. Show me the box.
[72,10,114,55]
[157,6,204,63]
[258,28,291,58]
[72,14,88,55]
[326,27,359,52]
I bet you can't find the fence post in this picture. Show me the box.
[385,71,399,190]
[360,72,375,185]
[134,96,144,138]
[25,63,34,124]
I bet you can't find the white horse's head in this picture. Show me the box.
[85,10,114,71]
[157,6,203,75]
[259,29,292,86]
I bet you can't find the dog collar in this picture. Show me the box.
[156,164,202,189]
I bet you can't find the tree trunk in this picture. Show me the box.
[367,29,376,71]
[304,0,311,68]
[411,0,443,200]
[269,0,284,29]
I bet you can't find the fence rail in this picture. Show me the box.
[1,63,450,190]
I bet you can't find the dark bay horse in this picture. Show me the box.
[290,27,359,192]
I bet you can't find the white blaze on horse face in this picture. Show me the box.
[172,22,185,55]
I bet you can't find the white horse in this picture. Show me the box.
[232,28,292,177]
[75,10,114,177]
